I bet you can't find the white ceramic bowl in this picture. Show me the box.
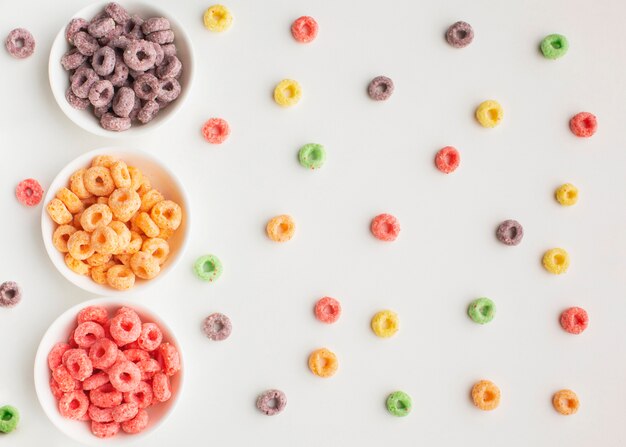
[34,298,184,446]
[41,147,191,295]
[49,1,194,137]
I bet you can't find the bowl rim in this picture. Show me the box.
[33,297,185,446]
[48,0,195,138]
[40,146,192,295]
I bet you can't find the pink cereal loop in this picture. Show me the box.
[202,118,230,144]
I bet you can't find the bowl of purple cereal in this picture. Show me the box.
[49,1,194,137]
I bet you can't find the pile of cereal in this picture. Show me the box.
[61,2,183,131]
[46,155,183,290]
[47,305,181,438]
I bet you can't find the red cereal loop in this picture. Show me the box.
[435,146,460,174]
[137,322,163,351]
[291,16,318,43]
[124,381,154,409]
[108,360,141,392]
[88,404,114,423]
[152,372,172,403]
[50,377,64,400]
[68,329,79,348]
[112,402,139,423]
[156,343,180,376]
[48,342,71,370]
[569,112,597,138]
[121,408,149,434]
[53,365,78,393]
[122,348,150,363]
[77,306,109,325]
[371,213,401,242]
[109,309,142,346]
[83,372,110,391]
[89,337,119,370]
[137,358,161,381]
[201,118,230,144]
[74,321,106,349]
[15,178,44,206]
[314,297,342,324]
[91,420,120,438]
[560,307,589,334]
[90,382,123,408]
[65,350,94,381]
[58,390,90,419]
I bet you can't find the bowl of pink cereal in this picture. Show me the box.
[49,1,194,137]
[41,147,190,295]
[34,299,184,445]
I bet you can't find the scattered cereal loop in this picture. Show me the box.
[274,79,302,107]
[475,100,503,128]
[314,297,341,324]
[367,76,394,101]
[298,143,326,169]
[256,389,287,416]
[202,118,230,144]
[371,310,399,338]
[0,405,19,433]
[308,348,338,378]
[371,213,400,242]
[569,112,597,138]
[202,312,232,341]
[446,21,474,48]
[16,178,44,206]
[553,389,579,415]
[203,5,233,32]
[540,34,569,60]
[266,215,296,242]
[435,146,460,174]
[471,380,500,411]
[468,297,496,324]
[0,281,22,308]
[555,183,578,206]
[560,307,588,334]
[542,248,570,274]
[5,28,35,59]
[386,391,412,417]
[496,220,524,246]
[291,16,318,43]
[193,254,223,282]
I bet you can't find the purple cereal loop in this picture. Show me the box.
[65,18,88,44]
[123,39,157,71]
[156,55,181,80]
[101,112,131,131]
[129,97,142,121]
[368,76,394,101]
[61,48,87,71]
[109,35,130,49]
[89,80,114,107]
[5,28,35,59]
[98,24,122,46]
[137,100,160,124]
[128,68,145,79]
[155,97,170,110]
[66,87,90,110]
[157,78,181,103]
[153,42,164,66]
[123,15,144,40]
[161,43,176,58]
[496,219,524,246]
[90,11,110,25]
[0,281,22,308]
[145,30,174,45]
[88,17,116,39]
[105,55,129,87]
[202,313,232,341]
[112,86,135,117]
[133,73,160,100]
[142,17,170,35]
[256,390,287,416]
[73,31,99,56]
[446,21,474,48]
[91,46,116,76]
[105,2,131,25]
[71,68,99,99]
[94,104,110,118]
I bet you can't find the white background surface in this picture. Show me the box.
[1,0,626,446]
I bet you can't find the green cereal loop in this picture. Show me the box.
[193,254,223,282]
[298,143,326,169]
[540,34,569,59]
[0,405,20,434]
[386,391,412,417]
[468,297,496,324]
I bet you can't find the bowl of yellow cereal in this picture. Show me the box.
[41,147,190,294]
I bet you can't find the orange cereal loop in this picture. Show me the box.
[115,254,131,266]
[73,212,84,230]
[136,212,160,238]
[109,188,141,222]
[140,189,164,213]
[56,187,84,214]
[109,221,131,253]
[81,196,97,207]
[67,230,96,260]
[121,231,142,255]
[106,264,136,290]
[97,197,109,205]
[65,253,90,275]
[266,215,295,242]
[85,252,112,267]
[47,198,73,225]
[91,226,119,255]
[471,380,501,411]
[128,166,143,191]
[553,389,579,415]
[157,227,174,240]
[110,161,132,189]
[130,251,161,279]
[84,166,115,197]
[92,155,118,168]
[91,261,115,284]
[129,213,142,233]
[150,200,182,230]
[142,238,169,265]
[69,169,93,200]
[52,225,77,253]
[137,176,152,196]
[80,204,113,232]
[308,348,338,378]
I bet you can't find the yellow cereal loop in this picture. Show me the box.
[56,187,84,214]
[475,100,503,128]
[65,253,90,275]
[266,214,296,242]
[203,4,233,32]
[274,79,302,107]
[542,248,570,274]
[308,348,338,378]
[371,310,399,338]
[556,183,578,206]
[47,198,73,225]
